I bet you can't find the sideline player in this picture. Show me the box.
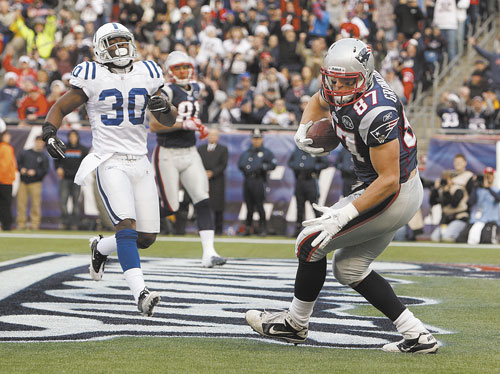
[42,22,177,316]
[245,38,438,354]
[150,51,226,268]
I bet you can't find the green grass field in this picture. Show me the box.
[1,232,499,374]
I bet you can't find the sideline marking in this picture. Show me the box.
[0,232,499,249]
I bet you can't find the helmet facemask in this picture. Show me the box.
[168,63,194,86]
[321,68,367,107]
[93,26,137,67]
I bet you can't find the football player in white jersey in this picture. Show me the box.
[246,38,438,353]
[42,23,177,316]
[149,51,227,268]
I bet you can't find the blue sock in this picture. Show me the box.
[115,228,140,272]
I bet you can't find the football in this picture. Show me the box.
[306,118,340,152]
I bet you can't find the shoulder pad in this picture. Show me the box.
[139,60,163,79]
[71,61,99,81]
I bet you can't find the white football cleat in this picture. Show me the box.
[245,309,308,344]
[137,287,161,317]
[89,235,106,281]
[382,332,438,354]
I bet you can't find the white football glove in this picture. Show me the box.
[294,121,330,157]
[302,202,359,249]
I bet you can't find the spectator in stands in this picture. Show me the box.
[373,0,396,42]
[296,34,326,78]
[17,83,49,126]
[437,91,466,131]
[55,130,88,230]
[0,129,17,231]
[470,37,500,101]
[465,95,495,130]
[222,26,254,94]
[384,69,406,104]
[2,47,38,89]
[0,72,23,120]
[310,0,330,39]
[433,0,459,61]
[467,70,489,98]
[16,136,49,230]
[284,73,306,120]
[279,24,301,72]
[12,9,57,59]
[455,0,469,57]
[457,167,499,244]
[247,94,270,124]
[394,0,424,40]
[430,153,474,241]
[301,65,320,96]
[75,0,105,29]
[46,80,66,109]
[214,95,241,127]
[118,0,144,31]
[262,98,296,127]
[422,26,447,73]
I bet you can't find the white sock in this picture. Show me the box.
[124,267,145,303]
[97,235,117,256]
[394,308,429,340]
[289,297,315,327]
[199,230,218,259]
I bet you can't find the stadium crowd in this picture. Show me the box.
[0,0,498,241]
[0,0,497,128]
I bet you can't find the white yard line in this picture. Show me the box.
[0,232,499,249]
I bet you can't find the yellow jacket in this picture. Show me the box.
[13,15,57,59]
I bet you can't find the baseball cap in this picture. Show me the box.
[281,24,294,32]
[73,24,85,33]
[201,5,211,13]
[19,55,31,64]
[260,51,271,60]
[484,166,495,174]
[180,6,192,14]
[239,72,251,80]
[255,25,269,36]
[252,128,263,138]
[5,72,18,82]
[472,95,483,101]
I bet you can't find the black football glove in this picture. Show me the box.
[42,122,66,159]
[147,95,171,113]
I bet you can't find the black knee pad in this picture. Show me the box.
[137,233,156,249]
[194,199,214,231]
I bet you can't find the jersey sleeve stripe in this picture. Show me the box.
[84,61,89,80]
[142,61,154,78]
[92,62,96,79]
[148,60,161,78]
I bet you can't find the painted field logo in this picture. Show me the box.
[0,253,474,346]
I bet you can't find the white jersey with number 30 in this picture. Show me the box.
[70,60,164,155]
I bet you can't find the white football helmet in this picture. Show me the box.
[165,51,193,86]
[321,38,374,107]
[93,23,137,67]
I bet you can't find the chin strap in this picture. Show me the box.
[107,62,133,74]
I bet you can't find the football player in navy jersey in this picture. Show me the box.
[42,23,177,316]
[149,51,226,268]
[246,38,438,354]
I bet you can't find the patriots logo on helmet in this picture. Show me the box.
[355,47,371,68]
[370,118,399,144]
